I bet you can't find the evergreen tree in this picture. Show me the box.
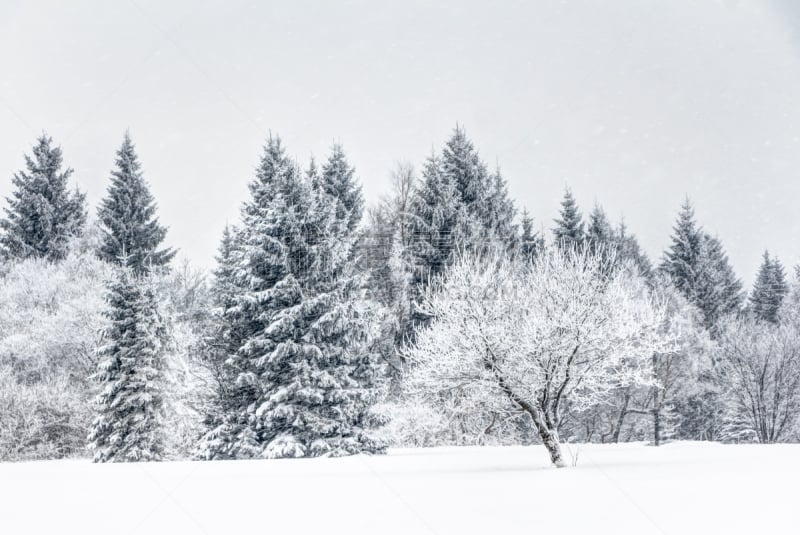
[615,220,653,280]
[660,200,742,330]
[407,154,469,290]
[749,251,788,324]
[211,224,240,311]
[484,167,518,249]
[407,127,518,291]
[519,209,544,260]
[318,144,364,233]
[1,134,87,261]
[88,267,167,462]
[553,188,584,249]
[196,135,385,459]
[97,132,175,273]
[586,203,614,257]
[661,199,703,298]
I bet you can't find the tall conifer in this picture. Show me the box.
[97,132,175,273]
[1,134,86,261]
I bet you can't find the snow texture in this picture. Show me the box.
[0,442,795,534]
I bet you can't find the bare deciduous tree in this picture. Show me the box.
[717,317,800,443]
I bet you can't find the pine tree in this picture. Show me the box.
[442,125,491,211]
[749,251,788,324]
[97,132,175,273]
[197,135,385,459]
[318,144,364,233]
[519,209,544,260]
[586,203,614,256]
[88,267,167,462]
[485,168,518,249]
[553,188,584,249]
[661,199,703,298]
[615,221,653,280]
[1,134,87,261]
[211,225,240,308]
[407,154,469,290]
[661,200,743,330]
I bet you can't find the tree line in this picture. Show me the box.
[0,127,797,465]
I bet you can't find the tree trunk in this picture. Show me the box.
[612,389,631,443]
[654,410,661,446]
[653,387,661,446]
[538,425,566,467]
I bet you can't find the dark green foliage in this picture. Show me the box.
[1,134,86,261]
[196,135,385,460]
[553,188,584,249]
[408,127,517,291]
[88,267,167,462]
[749,251,788,324]
[519,209,545,261]
[615,221,653,280]
[318,144,364,233]
[407,154,469,290]
[660,199,743,330]
[97,132,175,273]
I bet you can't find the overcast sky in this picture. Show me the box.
[2,0,800,286]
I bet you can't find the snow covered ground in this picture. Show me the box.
[1,442,795,534]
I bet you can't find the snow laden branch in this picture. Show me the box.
[403,247,674,467]
[716,316,800,443]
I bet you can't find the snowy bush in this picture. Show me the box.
[402,247,674,466]
[0,249,111,460]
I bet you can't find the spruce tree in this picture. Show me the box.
[661,199,703,298]
[519,209,544,261]
[586,203,614,257]
[553,188,584,249]
[88,267,167,462]
[197,135,384,459]
[694,233,743,329]
[749,251,788,324]
[485,168,518,249]
[1,134,87,261]
[407,154,469,291]
[97,132,175,273]
[318,144,364,233]
[661,199,742,330]
[615,221,653,280]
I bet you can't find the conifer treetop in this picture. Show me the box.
[97,131,175,273]
[1,133,87,261]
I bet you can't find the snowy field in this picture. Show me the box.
[0,442,795,534]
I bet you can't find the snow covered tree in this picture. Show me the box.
[615,220,653,281]
[0,247,111,460]
[694,233,743,330]
[1,134,87,261]
[638,279,714,445]
[484,167,518,249]
[586,204,614,254]
[196,135,386,460]
[407,154,470,292]
[661,199,702,294]
[403,247,672,467]
[749,251,788,324]
[552,188,584,249]
[716,316,800,443]
[97,132,175,273]
[661,200,742,330]
[88,267,168,462]
[519,209,544,261]
[407,127,517,295]
[317,144,364,233]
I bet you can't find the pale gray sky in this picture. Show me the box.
[2,0,799,287]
